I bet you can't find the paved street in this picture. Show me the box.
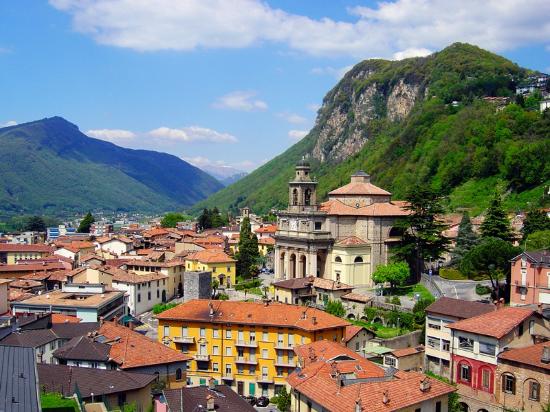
[427,275,492,301]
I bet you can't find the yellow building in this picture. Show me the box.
[258,237,275,256]
[124,260,185,299]
[156,299,348,398]
[0,244,52,264]
[184,250,236,288]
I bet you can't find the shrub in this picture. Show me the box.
[475,284,492,295]
[217,293,229,300]
[152,303,177,314]
[439,267,467,280]
[325,300,345,317]
[391,296,401,306]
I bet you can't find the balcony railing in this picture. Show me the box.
[222,374,234,381]
[257,375,274,384]
[173,336,195,344]
[274,343,294,350]
[194,354,210,361]
[235,356,258,365]
[235,340,258,348]
[514,279,529,287]
[275,360,296,368]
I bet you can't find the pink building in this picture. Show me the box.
[510,251,550,306]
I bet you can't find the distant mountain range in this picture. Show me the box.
[0,117,223,214]
[193,43,549,215]
[197,164,248,186]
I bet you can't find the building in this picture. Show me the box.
[155,299,349,398]
[182,271,212,302]
[110,269,169,315]
[274,161,408,287]
[0,346,41,412]
[0,243,52,264]
[495,341,550,411]
[287,340,455,412]
[0,278,11,315]
[258,236,275,256]
[510,251,550,306]
[96,235,134,257]
[11,283,125,322]
[541,97,550,112]
[9,231,45,245]
[447,306,550,412]
[272,275,353,306]
[38,363,155,411]
[184,250,236,288]
[236,207,263,232]
[0,262,67,280]
[383,346,425,371]
[425,297,495,379]
[53,321,191,389]
[54,241,95,264]
[89,221,113,237]
[124,260,185,300]
[343,324,375,354]
[0,320,98,364]
[162,383,256,412]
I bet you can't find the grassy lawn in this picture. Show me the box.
[41,392,79,411]
[389,284,434,301]
[439,267,501,282]
[247,287,264,296]
[350,319,403,339]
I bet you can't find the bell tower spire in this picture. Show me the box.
[288,158,317,212]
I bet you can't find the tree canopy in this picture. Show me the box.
[77,212,95,233]
[372,261,410,290]
[160,212,191,228]
[480,192,514,241]
[525,230,550,250]
[236,217,260,278]
[24,215,46,232]
[198,207,227,230]
[522,209,550,239]
[451,212,478,264]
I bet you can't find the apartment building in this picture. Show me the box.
[0,244,52,264]
[124,259,185,299]
[155,299,348,398]
[510,251,550,306]
[425,297,494,379]
[184,250,236,288]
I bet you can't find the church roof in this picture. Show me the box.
[335,236,367,246]
[319,200,409,217]
[328,181,391,196]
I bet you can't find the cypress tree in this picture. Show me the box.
[480,192,514,242]
[77,212,95,233]
[451,212,478,264]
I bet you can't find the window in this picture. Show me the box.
[276,368,283,377]
[175,368,182,381]
[225,364,232,375]
[384,356,396,367]
[427,336,440,349]
[354,256,363,263]
[157,289,159,298]
[481,369,491,389]
[213,328,219,338]
[335,256,342,263]
[226,329,232,339]
[435,402,442,412]
[181,326,188,337]
[250,331,256,342]
[213,346,219,355]
[458,336,474,351]
[518,322,524,336]
[200,328,206,338]
[148,291,151,301]
[314,221,322,231]
[460,364,471,382]
[479,341,496,356]
[427,318,441,330]
[137,293,141,302]
[262,349,268,359]
[212,267,216,273]
[249,365,255,374]
[163,326,169,337]
[226,346,232,356]
[442,340,450,352]
[528,381,540,401]
[355,342,360,351]
[262,330,268,341]
[238,365,244,374]
[213,363,219,372]
[502,374,515,394]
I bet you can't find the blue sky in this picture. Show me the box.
[1,1,549,174]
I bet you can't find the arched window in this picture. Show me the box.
[458,362,472,384]
[527,379,540,401]
[502,373,516,394]
[292,189,298,205]
[478,367,492,391]
[354,256,363,263]
[304,189,311,206]
[175,368,182,381]
[335,256,342,263]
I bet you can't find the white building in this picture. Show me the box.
[111,271,168,316]
[96,236,134,257]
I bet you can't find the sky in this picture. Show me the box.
[1,1,549,174]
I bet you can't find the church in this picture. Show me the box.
[274,159,409,287]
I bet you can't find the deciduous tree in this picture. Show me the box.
[372,261,410,291]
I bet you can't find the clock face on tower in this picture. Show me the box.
[289,219,298,231]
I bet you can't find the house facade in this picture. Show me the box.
[0,244,52,264]
[510,251,550,306]
[184,250,236,288]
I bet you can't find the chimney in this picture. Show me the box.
[355,398,362,412]
[209,302,214,317]
[208,377,216,390]
[542,346,550,364]
[382,390,389,405]
[99,316,104,326]
[312,316,317,325]
[420,377,431,392]
[206,394,215,411]
[301,310,307,320]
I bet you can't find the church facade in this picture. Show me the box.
[274,160,408,287]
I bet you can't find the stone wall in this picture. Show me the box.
[374,330,423,349]
[183,271,212,302]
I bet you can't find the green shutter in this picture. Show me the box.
[249,382,255,396]
[199,378,206,386]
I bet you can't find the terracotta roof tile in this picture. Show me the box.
[335,236,367,246]
[447,306,535,339]
[0,244,53,253]
[426,297,495,320]
[255,225,278,233]
[498,341,550,371]
[51,314,81,323]
[185,250,236,264]
[273,276,352,291]
[319,200,410,217]
[156,300,349,332]
[341,292,371,303]
[328,182,391,196]
[344,325,364,342]
[390,346,424,358]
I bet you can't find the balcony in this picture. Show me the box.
[235,340,258,348]
[235,356,258,365]
[194,354,210,362]
[173,336,195,344]
[257,375,274,384]
[275,360,296,368]
[514,279,529,287]
[274,343,294,351]
[222,374,234,381]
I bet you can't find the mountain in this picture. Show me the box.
[197,164,248,186]
[193,43,549,215]
[0,117,223,214]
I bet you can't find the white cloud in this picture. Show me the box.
[0,120,17,127]
[212,91,268,112]
[86,128,136,142]
[288,130,308,140]
[311,65,353,79]
[277,112,307,124]
[149,126,237,143]
[182,156,259,172]
[307,103,321,112]
[49,0,550,58]
[392,47,432,60]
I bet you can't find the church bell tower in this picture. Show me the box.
[288,158,317,212]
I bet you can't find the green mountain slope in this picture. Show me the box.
[0,117,223,214]
[194,43,549,215]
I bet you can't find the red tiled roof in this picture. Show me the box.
[447,306,535,339]
[51,314,81,323]
[143,228,169,238]
[98,322,191,369]
[97,236,133,245]
[341,292,371,303]
[498,341,550,371]
[255,225,277,234]
[0,262,66,273]
[258,237,275,245]
[156,300,349,332]
[9,279,42,288]
[390,346,424,358]
[426,297,494,320]
[328,181,391,196]
[112,270,168,284]
[335,236,367,246]
[320,200,410,217]
[288,341,454,412]
[344,325,364,343]
[185,250,236,264]
[0,244,53,253]
[273,276,353,291]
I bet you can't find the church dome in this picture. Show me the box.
[296,158,310,168]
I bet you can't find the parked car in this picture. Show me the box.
[256,396,270,407]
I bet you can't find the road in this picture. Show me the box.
[429,275,493,301]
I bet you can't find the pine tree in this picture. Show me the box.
[480,192,514,241]
[236,217,260,279]
[77,212,95,233]
[394,185,450,278]
[198,208,212,231]
[451,212,478,264]
[24,215,46,232]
